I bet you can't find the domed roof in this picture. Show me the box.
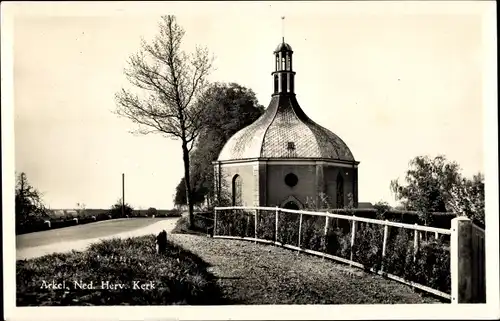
[217,94,355,161]
[274,41,293,53]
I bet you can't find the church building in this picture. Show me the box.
[213,39,359,210]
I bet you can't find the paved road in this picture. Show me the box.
[16,217,181,261]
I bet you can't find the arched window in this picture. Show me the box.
[281,57,286,70]
[232,174,242,206]
[274,75,279,93]
[336,173,344,208]
[286,55,291,70]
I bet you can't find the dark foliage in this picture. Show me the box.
[174,82,265,207]
[172,212,215,236]
[15,172,50,234]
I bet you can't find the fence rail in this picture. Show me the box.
[214,206,486,304]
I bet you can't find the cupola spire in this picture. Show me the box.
[272,17,295,95]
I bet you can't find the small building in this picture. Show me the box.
[213,39,359,210]
[358,202,374,209]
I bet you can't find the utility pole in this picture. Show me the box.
[122,173,125,217]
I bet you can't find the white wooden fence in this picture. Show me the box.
[213,206,486,303]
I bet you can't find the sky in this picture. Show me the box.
[6,1,495,210]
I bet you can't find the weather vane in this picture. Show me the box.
[281,16,285,42]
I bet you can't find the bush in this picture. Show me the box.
[147,207,158,217]
[172,212,215,235]
[96,212,111,221]
[216,210,254,238]
[110,201,133,219]
[352,223,384,271]
[255,210,276,241]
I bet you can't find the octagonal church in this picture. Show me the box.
[213,39,359,210]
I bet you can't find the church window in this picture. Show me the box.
[287,141,295,150]
[274,75,279,93]
[232,174,242,206]
[284,173,298,187]
[336,173,344,208]
[281,57,286,70]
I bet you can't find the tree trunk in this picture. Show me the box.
[182,142,195,229]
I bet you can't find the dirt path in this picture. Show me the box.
[16,217,180,261]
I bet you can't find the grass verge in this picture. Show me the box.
[16,235,227,306]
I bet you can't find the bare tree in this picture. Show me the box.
[115,16,213,229]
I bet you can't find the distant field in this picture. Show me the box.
[16,217,173,249]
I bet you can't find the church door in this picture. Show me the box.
[283,201,300,210]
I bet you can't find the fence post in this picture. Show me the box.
[350,217,357,262]
[323,215,330,260]
[214,208,218,237]
[413,223,420,262]
[254,209,258,243]
[381,220,389,272]
[275,206,279,244]
[246,211,250,238]
[451,217,473,304]
[298,213,303,250]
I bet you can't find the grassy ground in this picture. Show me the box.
[171,220,442,304]
[16,235,227,306]
[16,218,172,249]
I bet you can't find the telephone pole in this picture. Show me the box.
[122,173,125,217]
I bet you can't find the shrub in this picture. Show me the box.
[147,207,158,217]
[172,212,215,235]
[109,200,133,219]
[352,223,384,271]
[300,215,326,252]
[216,209,255,238]
[255,210,277,241]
